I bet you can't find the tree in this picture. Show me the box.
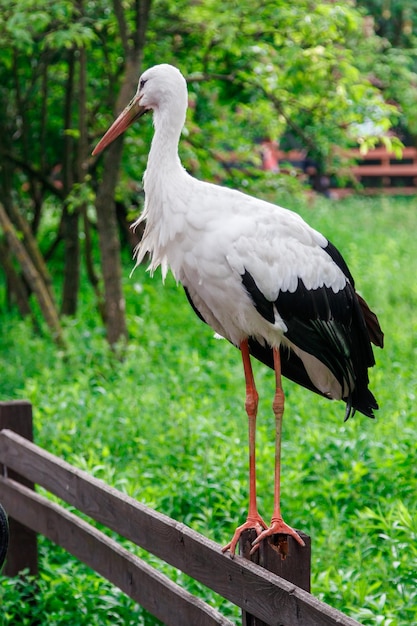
[0,0,152,344]
[92,0,151,345]
[356,0,417,145]
[0,0,401,344]
[0,0,99,330]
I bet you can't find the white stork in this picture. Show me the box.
[92,64,384,556]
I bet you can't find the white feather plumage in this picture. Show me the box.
[131,65,347,357]
[93,62,382,555]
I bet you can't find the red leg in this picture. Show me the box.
[251,347,305,552]
[222,339,267,556]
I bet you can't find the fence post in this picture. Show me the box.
[0,400,38,576]
[240,529,311,626]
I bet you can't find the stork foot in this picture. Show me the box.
[250,516,305,555]
[222,514,267,557]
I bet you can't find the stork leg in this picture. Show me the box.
[251,347,305,552]
[222,339,267,556]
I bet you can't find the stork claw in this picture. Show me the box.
[250,516,305,555]
[222,514,268,557]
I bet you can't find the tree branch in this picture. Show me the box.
[0,152,65,200]
[112,0,130,57]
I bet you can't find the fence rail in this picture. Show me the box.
[272,146,417,196]
[349,146,417,194]
[0,401,361,626]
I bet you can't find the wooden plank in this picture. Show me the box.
[348,147,417,160]
[276,150,306,162]
[0,401,33,486]
[0,430,361,626]
[331,187,417,198]
[0,402,38,576]
[352,164,417,176]
[240,530,311,626]
[0,476,234,626]
[359,186,417,195]
[0,501,8,570]
[241,529,311,591]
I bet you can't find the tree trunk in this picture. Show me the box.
[0,240,33,318]
[94,0,151,346]
[61,208,80,316]
[6,203,55,305]
[0,203,63,344]
[0,110,50,322]
[77,43,104,317]
[61,50,80,316]
[83,209,105,320]
[94,138,128,345]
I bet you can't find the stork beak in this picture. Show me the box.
[92,95,147,156]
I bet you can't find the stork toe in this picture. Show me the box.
[222,514,268,557]
[250,516,305,554]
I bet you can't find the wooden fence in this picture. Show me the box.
[0,401,361,626]
[269,145,417,196]
[349,146,417,194]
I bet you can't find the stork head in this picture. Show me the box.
[92,64,187,156]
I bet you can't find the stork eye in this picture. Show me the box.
[140,78,147,90]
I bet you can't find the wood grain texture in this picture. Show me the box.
[0,403,38,576]
[0,502,8,570]
[240,529,311,592]
[0,429,361,626]
[240,529,311,626]
[0,476,233,626]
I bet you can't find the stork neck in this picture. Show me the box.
[147,106,185,175]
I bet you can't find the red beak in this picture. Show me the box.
[92,95,147,156]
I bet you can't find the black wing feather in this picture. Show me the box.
[241,270,275,323]
[183,237,382,421]
[243,265,379,419]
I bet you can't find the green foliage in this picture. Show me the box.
[0,546,148,625]
[357,0,417,139]
[1,195,416,624]
[140,0,399,177]
[1,0,410,344]
[1,0,395,196]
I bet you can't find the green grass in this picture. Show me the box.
[1,195,416,624]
